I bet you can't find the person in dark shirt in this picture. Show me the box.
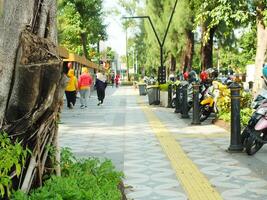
[95,72,108,106]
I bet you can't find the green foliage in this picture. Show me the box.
[240,107,254,126]
[120,81,134,86]
[217,88,253,127]
[58,0,107,57]
[194,0,248,43]
[159,81,173,91]
[218,26,257,73]
[13,148,123,200]
[159,84,169,91]
[0,132,28,198]
[218,111,230,123]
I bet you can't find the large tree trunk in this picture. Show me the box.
[0,0,64,194]
[170,54,176,72]
[81,32,89,59]
[253,4,267,94]
[180,30,194,72]
[201,25,216,70]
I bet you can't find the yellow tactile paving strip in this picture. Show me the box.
[139,101,223,200]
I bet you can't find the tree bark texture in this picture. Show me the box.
[0,0,64,193]
[201,25,216,70]
[170,54,176,72]
[180,30,194,72]
[81,32,89,59]
[253,5,267,94]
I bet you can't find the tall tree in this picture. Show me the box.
[0,0,64,193]
[195,0,249,70]
[253,0,267,92]
[170,0,195,72]
[58,0,107,58]
[196,0,267,92]
[118,0,141,80]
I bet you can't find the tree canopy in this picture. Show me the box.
[58,0,107,59]
[117,0,267,86]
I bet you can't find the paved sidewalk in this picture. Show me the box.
[59,86,267,200]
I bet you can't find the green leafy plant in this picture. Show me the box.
[159,81,173,91]
[240,107,254,127]
[0,132,28,198]
[159,83,169,91]
[120,81,134,86]
[216,87,253,127]
[13,148,124,200]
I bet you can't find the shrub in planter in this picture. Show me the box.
[12,148,124,200]
[159,81,173,92]
[159,83,168,91]
[120,81,133,86]
[217,87,254,128]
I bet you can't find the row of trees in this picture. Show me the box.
[119,0,267,91]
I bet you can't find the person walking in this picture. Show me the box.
[65,69,78,109]
[78,67,92,108]
[88,71,93,98]
[95,72,107,106]
[111,73,115,87]
[115,74,120,88]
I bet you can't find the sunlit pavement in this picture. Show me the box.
[59,86,267,200]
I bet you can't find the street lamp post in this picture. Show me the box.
[126,28,130,81]
[97,34,101,69]
[122,0,178,84]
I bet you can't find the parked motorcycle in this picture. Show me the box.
[241,89,267,155]
[199,81,224,122]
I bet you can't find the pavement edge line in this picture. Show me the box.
[139,100,223,200]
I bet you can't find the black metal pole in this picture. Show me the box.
[192,83,201,125]
[97,40,100,68]
[158,46,166,84]
[167,84,172,108]
[248,81,253,91]
[228,82,243,152]
[175,84,181,113]
[122,0,178,84]
[126,27,130,81]
[160,45,164,69]
[181,84,189,118]
[146,16,162,48]
[162,0,178,46]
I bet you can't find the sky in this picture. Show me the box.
[102,0,126,57]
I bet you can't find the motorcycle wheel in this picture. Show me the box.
[245,130,266,155]
[171,98,176,108]
[241,127,250,147]
[199,104,211,122]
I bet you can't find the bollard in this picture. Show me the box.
[181,84,189,118]
[228,82,243,152]
[192,83,201,125]
[175,84,181,113]
[167,84,172,108]
[248,81,253,90]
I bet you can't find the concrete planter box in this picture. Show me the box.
[138,84,147,96]
[147,86,160,105]
[160,91,168,107]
